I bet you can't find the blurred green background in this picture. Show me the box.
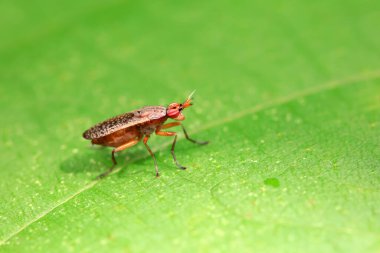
[0,0,379,252]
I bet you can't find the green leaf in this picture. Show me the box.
[1,0,379,252]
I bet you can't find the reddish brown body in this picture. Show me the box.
[84,106,168,148]
[83,93,208,178]
[91,126,142,147]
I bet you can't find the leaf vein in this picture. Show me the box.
[1,70,380,245]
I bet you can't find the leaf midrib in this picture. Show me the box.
[1,69,380,246]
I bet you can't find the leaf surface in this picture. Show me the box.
[1,0,379,252]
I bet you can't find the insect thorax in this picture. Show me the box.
[139,118,167,135]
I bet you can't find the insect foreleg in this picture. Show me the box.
[160,122,181,129]
[160,122,209,145]
[97,139,139,179]
[180,125,209,145]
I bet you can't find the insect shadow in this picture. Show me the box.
[60,139,207,178]
[60,146,147,176]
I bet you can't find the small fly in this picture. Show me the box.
[83,91,208,178]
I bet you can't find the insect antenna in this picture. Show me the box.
[183,90,196,108]
[188,90,196,100]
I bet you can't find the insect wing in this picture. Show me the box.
[83,106,166,139]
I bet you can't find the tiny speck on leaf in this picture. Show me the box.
[264,177,280,188]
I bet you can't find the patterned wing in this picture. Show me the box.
[83,106,166,139]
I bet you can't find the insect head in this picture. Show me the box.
[166,90,195,121]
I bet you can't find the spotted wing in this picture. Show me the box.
[83,106,166,139]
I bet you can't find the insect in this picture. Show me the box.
[83,91,208,178]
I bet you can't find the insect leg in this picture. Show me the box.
[155,129,186,170]
[97,139,140,179]
[143,135,160,177]
[181,125,209,145]
[160,122,181,129]
[160,122,209,145]
[170,135,186,170]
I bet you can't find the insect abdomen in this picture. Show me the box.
[91,126,141,147]
[83,106,166,140]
